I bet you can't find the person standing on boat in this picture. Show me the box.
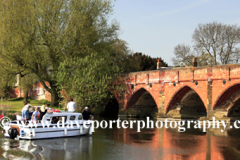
[31,107,40,123]
[39,105,48,120]
[22,102,35,124]
[82,107,92,120]
[67,98,77,112]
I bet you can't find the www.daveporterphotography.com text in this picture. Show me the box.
[6,117,240,133]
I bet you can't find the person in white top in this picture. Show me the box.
[22,102,35,124]
[31,107,40,123]
[67,98,77,112]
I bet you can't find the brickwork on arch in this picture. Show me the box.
[123,71,162,110]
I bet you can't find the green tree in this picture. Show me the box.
[108,40,168,72]
[0,0,119,106]
[0,57,16,99]
[109,39,140,72]
[19,73,37,102]
[57,52,123,111]
[130,52,168,71]
[0,70,15,100]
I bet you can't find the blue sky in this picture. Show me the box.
[112,0,240,65]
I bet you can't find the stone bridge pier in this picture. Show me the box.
[114,64,240,119]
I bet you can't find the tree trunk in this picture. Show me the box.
[24,88,29,103]
[51,89,60,107]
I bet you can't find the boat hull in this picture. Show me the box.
[3,121,92,140]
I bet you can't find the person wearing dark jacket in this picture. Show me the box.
[82,107,92,120]
[38,105,47,121]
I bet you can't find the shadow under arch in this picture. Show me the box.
[102,91,119,118]
[227,96,240,117]
[126,88,158,117]
[213,83,240,110]
[166,86,206,118]
[212,83,240,118]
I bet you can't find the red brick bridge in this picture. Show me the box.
[115,64,240,118]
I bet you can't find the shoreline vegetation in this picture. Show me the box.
[0,98,62,120]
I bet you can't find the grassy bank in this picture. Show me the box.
[0,97,61,119]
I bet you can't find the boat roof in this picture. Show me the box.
[45,112,82,116]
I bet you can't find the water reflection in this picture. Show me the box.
[0,135,93,160]
[0,138,33,159]
[1,119,240,159]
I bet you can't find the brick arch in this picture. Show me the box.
[166,86,206,114]
[181,90,197,103]
[227,96,240,117]
[125,88,157,109]
[213,83,240,110]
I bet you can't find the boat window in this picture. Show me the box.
[78,115,82,120]
[51,117,59,124]
[70,116,76,120]
[59,116,67,123]
[51,116,67,124]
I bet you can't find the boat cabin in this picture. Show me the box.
[42,112,83,124]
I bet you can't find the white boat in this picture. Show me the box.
[3,111,93,140]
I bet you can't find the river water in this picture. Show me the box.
[0,117,240,160]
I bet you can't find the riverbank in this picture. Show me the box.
[0,98,55,119]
